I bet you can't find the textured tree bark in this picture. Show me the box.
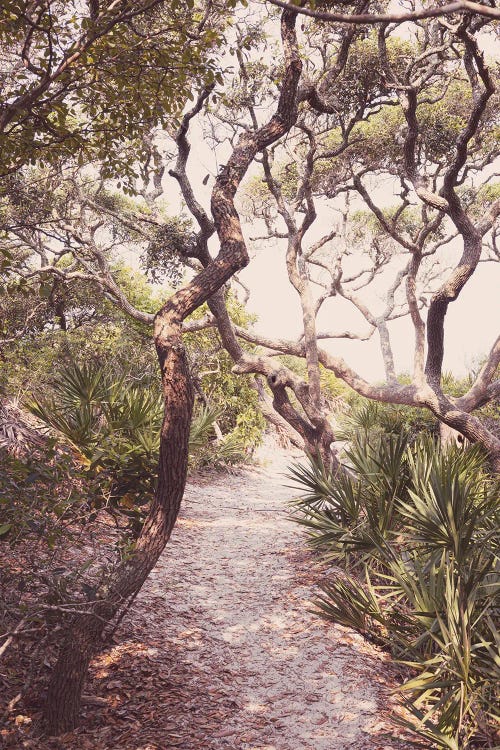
[431,403,500,470]
[251,376,305,450]
[439,422,463,448]
[44,322,193,734]
[43,7,303,734]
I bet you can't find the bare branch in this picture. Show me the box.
[267,0,500,25]
[458,335,500,411]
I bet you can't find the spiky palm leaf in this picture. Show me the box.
[289,428,500,748]
[189,405,222,453]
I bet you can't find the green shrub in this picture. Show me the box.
[336,398,437,442]
[0,442,93,546]
[26,361,260,534]
[26,362,231,533]
[289,434,500,749]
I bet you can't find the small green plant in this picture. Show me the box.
[0,441,92,545]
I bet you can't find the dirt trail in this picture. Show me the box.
[51,443,407,750]
[89,443,403,750]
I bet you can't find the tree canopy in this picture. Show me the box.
[0,1,235,181]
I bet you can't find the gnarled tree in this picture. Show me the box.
[38,6,302,734]
[201,7,500,470]
[2,0,500,735]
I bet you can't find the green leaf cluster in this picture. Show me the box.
[143,216,196,286]
[0,438,96,547]
[0,1,235,179]
[25,361,229,535]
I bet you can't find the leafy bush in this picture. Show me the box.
[0,443,92,545]
[1,260,265,461]
[336,397,437,443]
[26,361,260,534]
[26,362,232,532]
[289,434,500,749]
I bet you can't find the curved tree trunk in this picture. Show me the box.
[251,376,305,450]
[43,7,302,734]
[44,323,193,733]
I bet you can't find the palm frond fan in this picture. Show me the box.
[0,398,46,456]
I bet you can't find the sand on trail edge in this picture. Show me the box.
[13,440,414,750]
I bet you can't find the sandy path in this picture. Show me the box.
[89,444,404,750]
[31,443,412,750]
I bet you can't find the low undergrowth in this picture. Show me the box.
[25,361,255,533]
[0,360,259,725]
[288,425,500,749]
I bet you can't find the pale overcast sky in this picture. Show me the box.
[239,242,499,381]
